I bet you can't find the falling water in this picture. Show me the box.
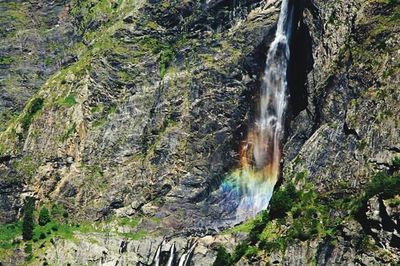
[222,0,294,222]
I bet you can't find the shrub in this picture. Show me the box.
[22,197,35,241]
[0,56,13,65]
[269,182,298,219]
[39,232,46,239]
[24,242,33,261]
[159,47,175,77]
[248,211,269,244]
[51,204,67,219]
[0,222,22,249]
[392,157,400,168]
[231,242,249,263]
[259,239,285,252]
[51,224,59,232]
[24,242,32,253]
[352,172,400,216]
[245,246,258,259]
[38,207,51,226]
[213,246,232,266]
[21,98,44,131]
[61,94,77,107]
[365,173,400,200]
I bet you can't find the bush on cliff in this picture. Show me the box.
[269,182,298,219]
[22,197,35,241]
[38,207,51,226]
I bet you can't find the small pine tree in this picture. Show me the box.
[213,246,232,266]
[22,197,35,241]
[38,207,51,226]
[24,242,33,261]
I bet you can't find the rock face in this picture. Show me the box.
[40,233,238,266]
[274,0,400,264]
[0,0,399,265]
[0,0,76,131]
[284,0,400,195]
[0,0,284,229]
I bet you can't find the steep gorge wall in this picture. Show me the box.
[274,0,400,264]
[0,0,282,229]
[0,0,399,265]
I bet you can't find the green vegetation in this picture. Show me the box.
[20,98,44,132]
[24,242,33,261]
[59,94,77,107]
[216,169,400,264]
[213,246,231,266]
[32,220,75,242]
[0,56,13,65]
[69,0,121,34]
[118,217,141,228]
[0,110,19,133]
[44,57,53,66]
[62,122,77,141]
[12,155,37,180]
[392,156,400,168]
[146,21,158,30]
[353,172,400,215]
[0,199,153,262]
[50,203,68,219]
[138,37,176,77]
[0,222,22,249]
[22,197,35,241]
[364,172,400,200]
[348,0,400,84]
[160,47,175,77]
[269,182,298,219]
[222,218,254,234]
[89,103,117,129]
[119,230,147,240]
[38,207,51,226]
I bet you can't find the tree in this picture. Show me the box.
[269,183,299,219]
[22,197,35,241]
[213,246,232,266]
[38,207,51,226]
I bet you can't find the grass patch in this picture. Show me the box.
[32,221,75,242]
[0,56,13,65]
[223,217,255,234]
[0,222,22,249]
[119,230,147,240]
[59,94,77,107]
[20,98,44,132]
[118,217,141,228]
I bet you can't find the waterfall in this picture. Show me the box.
[223,0,294,222]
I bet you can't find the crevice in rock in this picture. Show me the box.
[343,121,360,139]
[389,234,400,249]
[378,196,397,233]
[0,155,13,164]
[354,193,400,250]
[354,200,384,248]
[279,0,313,174]
[315,237,335,265]
[388,146,400,153]
[287,0,313,119]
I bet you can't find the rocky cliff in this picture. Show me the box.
[0,0,399,265]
